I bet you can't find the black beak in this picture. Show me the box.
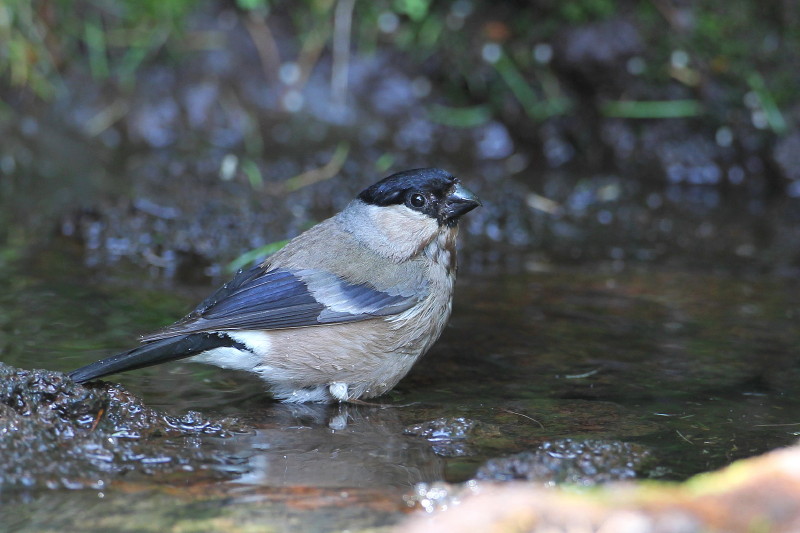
[440,182,481,226]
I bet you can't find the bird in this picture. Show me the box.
[68,168,480,403]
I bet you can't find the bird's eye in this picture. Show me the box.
[407,192,427,209]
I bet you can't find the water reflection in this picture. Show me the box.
[233,404,444,488]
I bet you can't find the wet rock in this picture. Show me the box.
[403,417,497,457]
[401,444,800,533]
[404,481,469,514]
[656,135,723,185]
[0,363,249,490]
[369,71,420,117]
[552,17,644,93]
[403,417,500,457]
[473,121,514,160]
[404,417,477,441]
[474,439,651,486]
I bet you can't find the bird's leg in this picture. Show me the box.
[328,381,350,402]
[328,382,385,407]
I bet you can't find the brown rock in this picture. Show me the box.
[399,444,800,533]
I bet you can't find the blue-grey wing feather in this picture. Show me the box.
[142,265,424,340]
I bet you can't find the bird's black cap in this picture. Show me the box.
[358,168,457,207]
[359,168,480,227]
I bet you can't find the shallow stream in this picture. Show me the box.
[2,240,799,530]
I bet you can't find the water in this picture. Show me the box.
[2,239,799,530]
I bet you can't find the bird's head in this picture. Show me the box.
[358,168,481,228]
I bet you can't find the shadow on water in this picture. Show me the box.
[2,237,800,530]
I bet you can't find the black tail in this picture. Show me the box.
[68,333,243,383]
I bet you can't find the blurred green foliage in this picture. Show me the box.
[557,0,615,23]
[0,0,200,97]
[0,0,797,128]
[392,0,431,22]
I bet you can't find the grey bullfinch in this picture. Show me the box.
[69,168,481,402]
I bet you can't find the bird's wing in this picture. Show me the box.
[142,265,426,341]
